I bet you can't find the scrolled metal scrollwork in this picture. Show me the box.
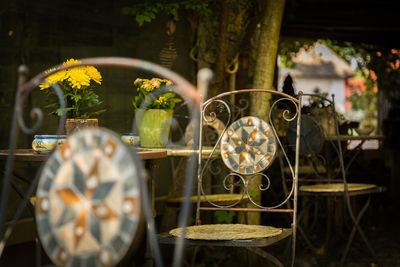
[208,158,223,176]
[222,173,245,192]
[232,97,249,120]
[199,99,231,171]
[247,172,272,192]
[269,97,300,185]
[17,82,66,135]
[199,173,246,209]
[202,99,231,127]
[270,97,299,124]
[245,172,293,209]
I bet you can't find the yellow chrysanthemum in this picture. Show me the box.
[134,78,173,92]
[85,66,102,84]
[63,58,81,66]
[40,69,68,90]
[39,83,50,89]
[156,96,167,106]
[152,80,161,88]
[67,67,91,89]
[39,58,104,119]
[143,83,154,92]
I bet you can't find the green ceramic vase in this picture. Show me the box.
[139,109,173,148]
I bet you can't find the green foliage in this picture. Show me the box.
[348,83,377,113]
[279,38,368,71]
[321,40,365,66]
[132,78,182,110]
[44,82,105,119]
[278,39,315,68]
[214,211,236,223]
[122,0,212,26]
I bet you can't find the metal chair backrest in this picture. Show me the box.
[295,93,346,183]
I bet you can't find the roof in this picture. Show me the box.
[282,43,356,79]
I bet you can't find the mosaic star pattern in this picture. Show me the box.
[35,129,141,267]
[220,116,277,175]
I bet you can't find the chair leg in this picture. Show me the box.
[297,200,318,253]
[190,247,199,266]
[297,223,317,253]
[324,197,333,251]
[340,195,378,265]
[309,200,319,232]
[247,247,284,267]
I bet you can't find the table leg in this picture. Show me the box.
[145,159,158,267]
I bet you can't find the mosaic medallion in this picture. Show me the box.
[35,128,142,267]
[221,116,277,175]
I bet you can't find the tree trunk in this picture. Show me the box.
[248,0,285,225]
[195,0,255,95]
[211,0,229,97]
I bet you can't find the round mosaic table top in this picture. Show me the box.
[220,116,277,175]
[35,128,142,267]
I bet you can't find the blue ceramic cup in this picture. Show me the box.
[32,135,67,154]
[121,133,140,146]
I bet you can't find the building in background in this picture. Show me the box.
[278,43,356,114]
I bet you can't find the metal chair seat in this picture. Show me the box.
[300,183,377,192]
[162,224,292,247]
[299,183,385,197]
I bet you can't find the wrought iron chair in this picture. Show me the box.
[162,89,302,267]
[0,58,208,267]
[289,93,385,265]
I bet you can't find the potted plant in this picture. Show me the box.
[133,78,182,147]
[40,58,105,134]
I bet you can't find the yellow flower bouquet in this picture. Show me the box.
[132,78,182,147]
[40,58,105,119]
[132,78,181,110]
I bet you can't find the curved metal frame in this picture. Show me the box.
[0,57,209,267]
[194,89,302,267]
